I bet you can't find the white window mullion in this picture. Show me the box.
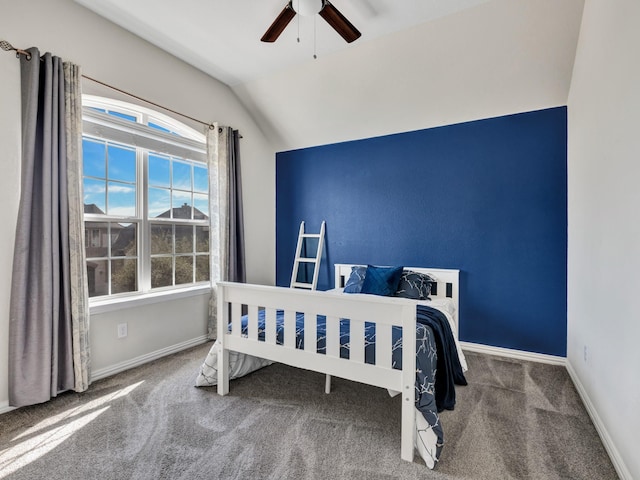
[107,223,113,296]
[140,150,151,292]
[172,227,177,286]
[192,226,196,283]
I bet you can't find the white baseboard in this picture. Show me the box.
[0,402,16,415]
[566,361,632,480]
[459,341,567,366]
[90,335,210,382]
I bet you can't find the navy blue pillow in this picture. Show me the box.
[360,265,404,296]
[343,266,367,293]
[394,270,435,300]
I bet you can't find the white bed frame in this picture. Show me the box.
[216,264,459,462]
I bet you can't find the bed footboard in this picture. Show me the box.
[215,281,417,461]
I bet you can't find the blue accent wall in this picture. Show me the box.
[276,107,567,356]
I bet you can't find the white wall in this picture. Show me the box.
[90,293,210,377]
[0,0,275,410]
[233,0,585,152]
[567,0,640,478]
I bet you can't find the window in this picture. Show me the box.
[82,96,209,299]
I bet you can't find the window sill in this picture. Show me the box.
[89,284,211,315]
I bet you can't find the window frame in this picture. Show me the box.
[82,96,211,309]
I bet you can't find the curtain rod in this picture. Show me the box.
[2,40,242,137]
[81,74,217,131]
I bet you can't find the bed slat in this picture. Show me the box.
[376,323,392,369]
[325,315,340,358]
[350,319,365,363]
[231,302,242,337]
[247,305,259,340]
[304,311,317,353]
[265,307,277,344]
[284,309,296,348]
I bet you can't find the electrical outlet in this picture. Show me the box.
[583,345,588,363]
[117,323,128,338]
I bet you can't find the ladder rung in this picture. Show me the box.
[291,282,314,289]
[301,233,322,238]
[295,257,319,263]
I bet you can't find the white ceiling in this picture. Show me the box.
[74,0,491,87]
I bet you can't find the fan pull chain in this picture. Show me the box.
[296,0,300,43]
[313,15,317,59]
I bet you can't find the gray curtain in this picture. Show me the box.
[206,126,246,339]
[227,128,246,284]
[65,63,91,394]
[9,48,90,407]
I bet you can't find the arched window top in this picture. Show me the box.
[82,95,205,143]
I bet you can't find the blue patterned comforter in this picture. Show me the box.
[235,304,466,466]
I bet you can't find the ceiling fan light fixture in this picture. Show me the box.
[295,0,323,17]
[261,0,360,44]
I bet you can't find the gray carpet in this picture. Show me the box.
[0,343,618,480]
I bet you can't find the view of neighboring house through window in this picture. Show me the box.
[82,96,209,298]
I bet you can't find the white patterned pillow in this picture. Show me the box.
[343,266,367,293]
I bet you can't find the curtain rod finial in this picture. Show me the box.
[0,40,32,60]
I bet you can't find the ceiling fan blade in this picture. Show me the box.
[318,1,361,43]
[261,2,297,43]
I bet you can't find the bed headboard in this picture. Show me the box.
[334,263,460,331]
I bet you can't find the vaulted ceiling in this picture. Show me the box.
[74,0,493,86]
[75,0,585,151]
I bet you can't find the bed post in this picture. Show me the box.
[400,303,416,462]
[217,282,230,396]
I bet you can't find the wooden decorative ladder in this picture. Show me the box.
[290,221,325,290]
[289,221,333,393]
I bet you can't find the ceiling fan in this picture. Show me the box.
[261,0,362,44]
